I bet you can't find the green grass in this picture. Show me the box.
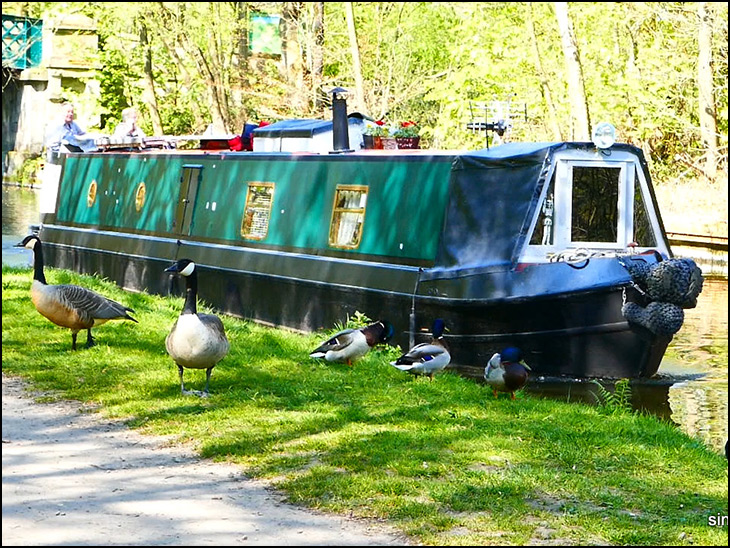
[2,265,728,546]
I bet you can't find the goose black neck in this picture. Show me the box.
[32,240,47,284]
[182,270,198,315]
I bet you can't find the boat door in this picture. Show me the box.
[173,165,202,235]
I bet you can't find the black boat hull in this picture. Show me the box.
[39,225,668,379]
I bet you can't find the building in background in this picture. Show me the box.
[2,13,101,178]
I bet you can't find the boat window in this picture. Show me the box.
[633,172,656,246]
[241,182,275,240]
[523,153,669,262]
[329,185,368,249]
[571,166,619,243]
[529,175,555,246]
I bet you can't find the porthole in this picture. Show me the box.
[135,182,146,212]
[87,180,97,207]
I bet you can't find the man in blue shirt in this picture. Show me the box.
[45,103,98,163]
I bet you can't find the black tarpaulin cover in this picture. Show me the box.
[433,142,567,272]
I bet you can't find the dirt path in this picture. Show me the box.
[2,373,412,546]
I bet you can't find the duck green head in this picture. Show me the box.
[432,318,447,338]
[501,346,531,369]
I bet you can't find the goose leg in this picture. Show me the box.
[492,388,499,398]
[202,367,213,397]
[71,332,78,351]
[178,365,189,395]
[86,329,96,348]
[510,392,516,400]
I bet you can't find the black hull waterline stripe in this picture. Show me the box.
[42,224,630,305]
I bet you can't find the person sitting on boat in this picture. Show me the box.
[113,107,147,140]
[45,102,99,163]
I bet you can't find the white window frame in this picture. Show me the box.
[520,148,669,263]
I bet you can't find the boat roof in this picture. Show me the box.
[252,118,362,138]
[432,141,650,273]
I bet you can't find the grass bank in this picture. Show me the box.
[2,265,727,546]
[653,176,728,237]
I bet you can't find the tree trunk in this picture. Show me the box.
[200,46,228,134]
[311,2,325,111]
[139,20,164,135]
[345,3,365,113]
[527,4,563,141]
[697,2,718,180]
[236,1,250,66]
[281,2,306,112]
[553,2,590,140]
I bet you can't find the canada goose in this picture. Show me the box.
[390,319,451,380]
[15,234,137,350]
[484,346,531,399]
[309,320,394,365]
[165,259,229,397]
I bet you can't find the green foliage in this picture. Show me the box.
[18,156,44,187]
[363,125,390,137]
[2,265,727,546]
[6,2,728,182]
[331,310,372,334]
[393,122,420,138]
[590,378,634,414]
[97,46,132,132]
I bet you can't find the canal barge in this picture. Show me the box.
[35,117,702,379]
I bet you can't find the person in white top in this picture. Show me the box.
[113,107,146,139]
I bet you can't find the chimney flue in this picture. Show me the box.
[330,87,353,154]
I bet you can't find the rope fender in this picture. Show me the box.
[620,257,704,336]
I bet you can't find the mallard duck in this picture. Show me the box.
[309,320,394,365]
[165,259,229,397]
[15,234,137,350]
[390,319,451,380]
[484,346,531,399]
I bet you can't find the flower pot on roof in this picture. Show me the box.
[394,121,421,149]
[362,121,390,149]
[381,137,398,149]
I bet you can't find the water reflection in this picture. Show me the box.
[524,277,728,454]
[2,185,41,236]
[1,185,728,453]
[664,277,728,452]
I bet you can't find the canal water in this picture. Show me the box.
[2,184,728,454]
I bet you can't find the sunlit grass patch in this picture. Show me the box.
[3,264,727,546]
